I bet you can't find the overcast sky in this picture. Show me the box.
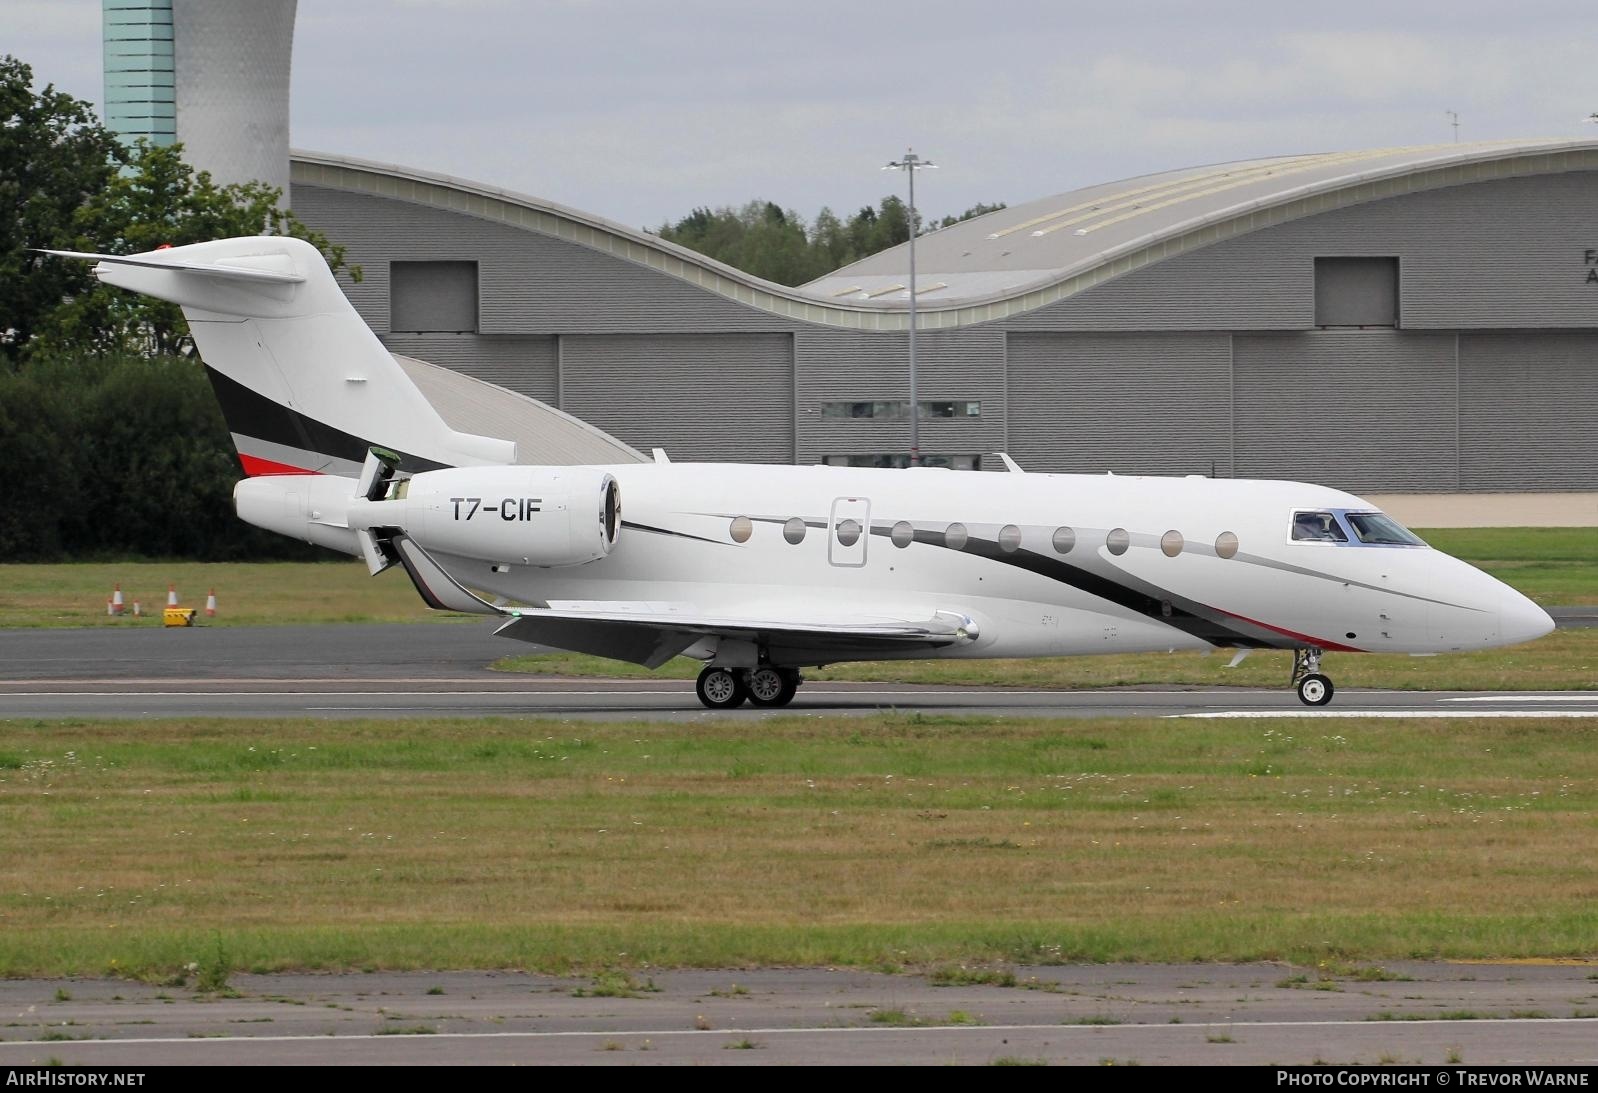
[11,1,1597,230]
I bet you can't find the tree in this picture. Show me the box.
[936,202,1007,230]
[0,55,123,366]
[1,55,358,361]
[34,141,359,357]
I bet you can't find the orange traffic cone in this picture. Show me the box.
[132,600,142,617]
[166,584,179,608]
[205,589,217,618]
[109,584,125,616]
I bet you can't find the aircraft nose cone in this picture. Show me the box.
[1500,586,1555,646]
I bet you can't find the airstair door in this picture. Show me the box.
[828,496,870,568]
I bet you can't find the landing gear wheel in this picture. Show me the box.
[1296,673,1334,707]
[1289,646,1334,707]
[695,667,747,709]
[746,666,799,707]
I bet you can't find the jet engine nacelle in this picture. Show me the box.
[351,466,621,567]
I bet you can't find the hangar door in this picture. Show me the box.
[1460,333,1598,490]
[1005,333,1232,476]
[383,334,558,403]
[1233,330,1455,490]
[561,333,794,463]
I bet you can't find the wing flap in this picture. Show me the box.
[495,606,974,668]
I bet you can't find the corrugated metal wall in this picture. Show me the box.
[561,333,794,463]
[1460,333,1598,489]
[381,334,558,403]
[292,185,788,335]
[1005,173,1598,333]
[1005,333,1233,475]
[795,330,1006,464]
[1233,331,1457,489]
[292,169,1598,490]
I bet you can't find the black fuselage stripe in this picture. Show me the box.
[204,367,448,474]
[868,525,1271,648]
[621,520,729,546]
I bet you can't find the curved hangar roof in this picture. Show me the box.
[293,138,1598,332]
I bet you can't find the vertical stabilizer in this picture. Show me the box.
[78,237,516,476]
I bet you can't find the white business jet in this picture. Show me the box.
[47,238,1554,708]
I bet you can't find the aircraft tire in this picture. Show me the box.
[696,666,748,709]
[1296,673,1334,706]
[746,666,798,707]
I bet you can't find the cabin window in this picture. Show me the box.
[1106,528,1130,555]
[1215,531,1239,559]
[890,521,914,548]
[1160,530,1184,557]
[998,524,1022,553]
[1052,527,1076,554]
[944,523,969,550]
[836,518,862,547]
[1291,511,1348,543]
[783,517,806,544]
[729,516,753,543]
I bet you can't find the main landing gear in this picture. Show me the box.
[1291,647,1335,706]
[695,666,802,710]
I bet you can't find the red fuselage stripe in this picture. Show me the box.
[238,454,319,477]
[1213,606,1363,652]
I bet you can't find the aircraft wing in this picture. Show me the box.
[386,532,976,669]
[495,606,975,669]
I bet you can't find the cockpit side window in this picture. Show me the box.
[1291,511,1348,543]
[1345,511,1426,547]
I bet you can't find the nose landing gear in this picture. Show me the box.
[1291,647,1335,706]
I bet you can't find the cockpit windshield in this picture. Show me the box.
[1344,511,1426,547]
[1290,509,1426,547]
[1291,511,1348,542]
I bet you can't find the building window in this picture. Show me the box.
[819,400,981,420]
[822,454,983,470]
[390,260,478,333]
[1314,257,1398,327]
[822,400,908,420]
[921,400,981,418]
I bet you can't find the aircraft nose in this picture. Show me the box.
[1500,586,1555,646]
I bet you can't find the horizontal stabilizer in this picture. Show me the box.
[37,248,306,284]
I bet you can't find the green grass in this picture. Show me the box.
[0,561,458,628]
[2,714,1597,976]
[1421,528,1598,606]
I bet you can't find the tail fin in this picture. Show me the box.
[56,237,515,477]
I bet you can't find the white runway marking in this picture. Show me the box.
[8,1014,1595,1048]
[1443,694,1598,703]
[1177,710,1598,719]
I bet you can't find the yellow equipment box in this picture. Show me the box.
[163,607,197,627]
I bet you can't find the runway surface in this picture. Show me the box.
[1,963,1596,1066]
[1,622,1595,721]
[4,623,1596,1066]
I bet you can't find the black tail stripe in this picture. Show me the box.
[204,366,448,474]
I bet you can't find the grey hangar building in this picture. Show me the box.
[288,139,1598,500]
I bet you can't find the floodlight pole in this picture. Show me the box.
[884,149,935,466]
